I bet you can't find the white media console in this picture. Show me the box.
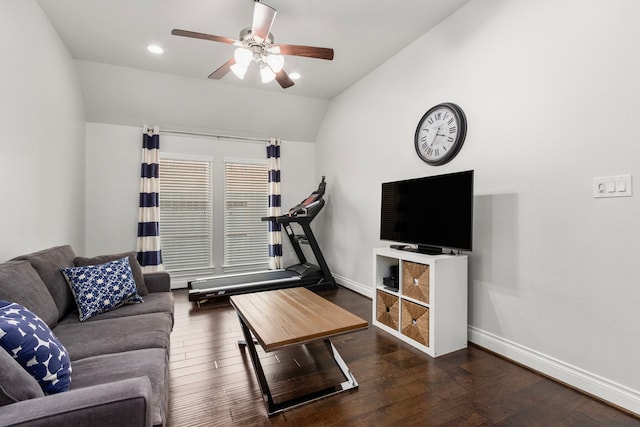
[372,247,468,357]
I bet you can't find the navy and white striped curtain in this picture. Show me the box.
[267,137,283,270]
[136,125,163,272]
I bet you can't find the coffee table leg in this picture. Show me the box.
[237,315,360,416]
[237,314,277,413]
[325,339,359,389]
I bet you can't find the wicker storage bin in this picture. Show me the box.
[376,290,399,330]
[401,299,429,346]
[402,261,430,303]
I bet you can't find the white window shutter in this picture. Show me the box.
[224,162,269,269]
[159,159,213,271]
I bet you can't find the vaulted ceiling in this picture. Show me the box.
[37,0,471,140]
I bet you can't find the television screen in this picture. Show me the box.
[380,170,474,253]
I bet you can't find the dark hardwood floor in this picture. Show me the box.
[167,287,640,426]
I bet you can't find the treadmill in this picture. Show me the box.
[187,177,337,303]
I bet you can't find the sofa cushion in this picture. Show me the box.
[14,245,77,321]
[60,257,143,322]
[74,252,149,296]
[71,348,168,426]
[0,260,59,327]
[56,292,174,326]
[53,312,172,361]
[0,301,72,395]
[0,344,45,406]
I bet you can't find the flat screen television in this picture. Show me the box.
[379,170,474,254]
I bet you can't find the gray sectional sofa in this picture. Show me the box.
[0,245,174,427]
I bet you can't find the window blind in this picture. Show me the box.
[224,162,269,268]
[159,158,213,271]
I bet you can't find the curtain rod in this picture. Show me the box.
[159,128,270,144]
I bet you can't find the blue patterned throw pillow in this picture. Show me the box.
[61,257,143,321]
[0,300,72,394]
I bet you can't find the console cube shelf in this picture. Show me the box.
[376,289,399,330]
[372,247,468,357]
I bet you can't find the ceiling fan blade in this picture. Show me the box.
[274,44,334,60]
[208,58,236,79]
[251,2,277,41]
[275,69,294,89]
[171,29,237,45]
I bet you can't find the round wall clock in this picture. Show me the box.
[414,102,467,166]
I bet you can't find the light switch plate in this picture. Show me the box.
[593,174,632,198]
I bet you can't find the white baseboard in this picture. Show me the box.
[333,274,373,299]
[468,326,640,416]
[313,275,640,416]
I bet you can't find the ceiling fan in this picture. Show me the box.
[171,1,334,89]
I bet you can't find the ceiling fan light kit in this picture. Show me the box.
[230,62,248,79]
[171,0,334,89]
[260,65,276,83]
[234,47,253,67]
[266,54,284,73]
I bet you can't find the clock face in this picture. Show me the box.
[414,103,467,165]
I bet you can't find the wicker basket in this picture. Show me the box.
[402,261,430,303]
[401,299,429,346]
[376,290,399,330]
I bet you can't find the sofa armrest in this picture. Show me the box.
[143,271,171,293]
[0,377,153,427]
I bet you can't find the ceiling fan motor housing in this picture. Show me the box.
[239,27,274,45]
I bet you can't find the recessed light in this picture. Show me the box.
[289,72,301,80]
[147,44,164,54]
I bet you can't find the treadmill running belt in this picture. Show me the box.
[189,270,300,299]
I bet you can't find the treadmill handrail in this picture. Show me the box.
[275,204,324,224]
[261,199,325,224]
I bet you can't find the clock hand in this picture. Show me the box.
[430,126,445,145]
[428,129,439,146]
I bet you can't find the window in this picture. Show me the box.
[158,156,269,281]
[159,158,213,273]
[224,161,269,270]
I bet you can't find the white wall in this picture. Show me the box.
[0,0,86,261]
[315,0,640,414]
[85,122,316,284]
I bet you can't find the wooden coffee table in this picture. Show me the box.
[230,287,368,415]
